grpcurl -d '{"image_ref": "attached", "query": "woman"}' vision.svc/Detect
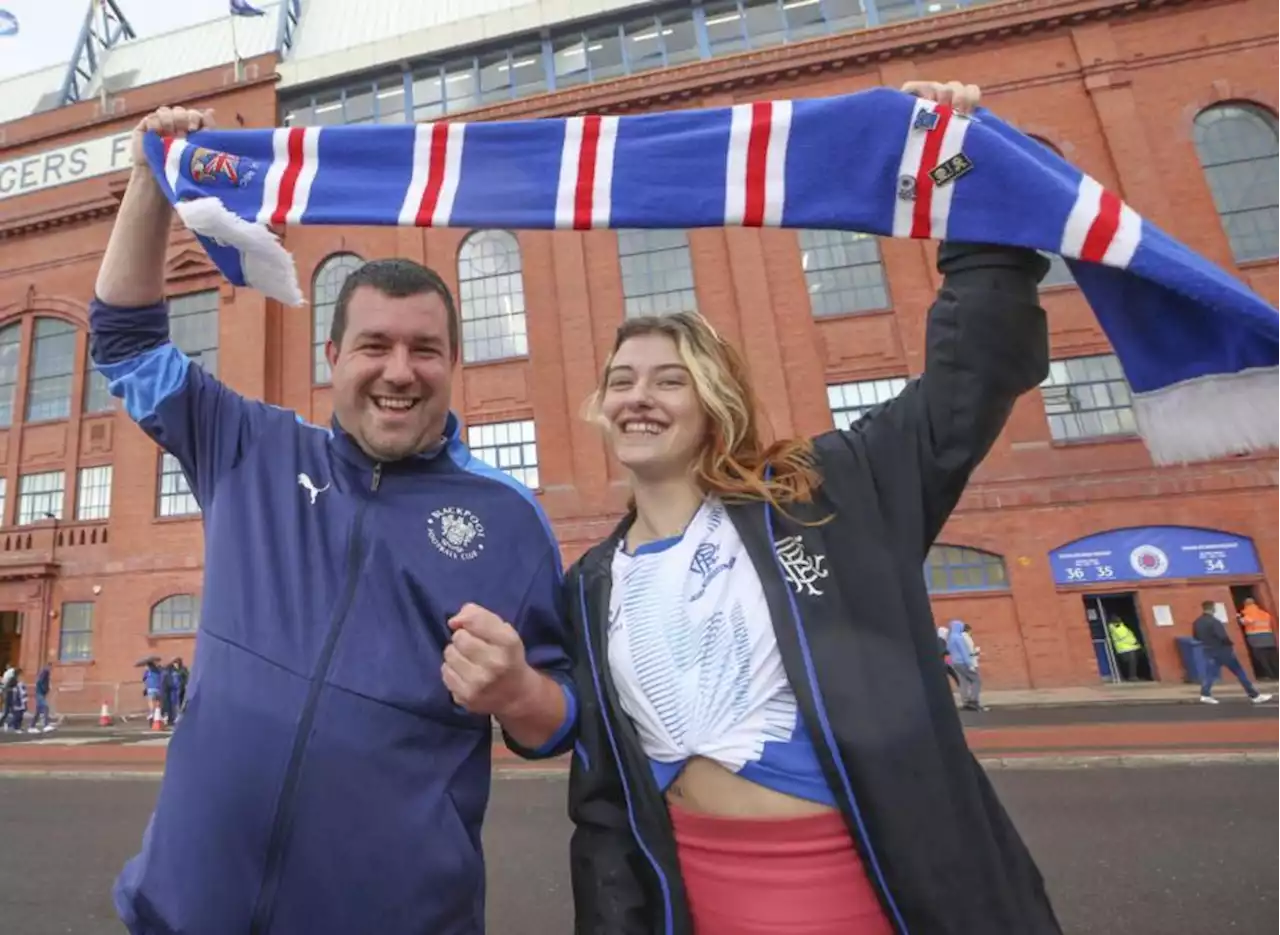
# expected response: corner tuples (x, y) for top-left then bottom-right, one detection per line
(563, 80), (1062, 935)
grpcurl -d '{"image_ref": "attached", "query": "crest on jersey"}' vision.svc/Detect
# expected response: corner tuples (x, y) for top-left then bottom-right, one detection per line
(428, 506), (486, 561)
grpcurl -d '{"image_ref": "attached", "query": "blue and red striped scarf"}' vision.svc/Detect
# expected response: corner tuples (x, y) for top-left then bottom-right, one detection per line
(141, 87), (1278, 466)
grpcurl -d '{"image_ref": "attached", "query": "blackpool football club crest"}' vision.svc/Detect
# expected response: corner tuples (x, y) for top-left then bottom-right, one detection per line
(427, 506), (486, 561)
(1129, 544), (1169, 578)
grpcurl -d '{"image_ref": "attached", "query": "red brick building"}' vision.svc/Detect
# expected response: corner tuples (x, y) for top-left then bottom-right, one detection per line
(0, 0), (1275, 712)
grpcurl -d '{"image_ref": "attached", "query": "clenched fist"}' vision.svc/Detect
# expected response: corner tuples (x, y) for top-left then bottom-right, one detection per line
(130, 105), (217, 166)
(901, 80), (982, 116)
(441, 603), (537, 718)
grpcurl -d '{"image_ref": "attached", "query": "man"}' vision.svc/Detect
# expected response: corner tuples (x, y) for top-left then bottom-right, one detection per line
(0, 662), (13, 730)
(1107, 617), (1142, 681)
(93, 106), (576, 934)
(1237, 597), (1277, 681)
(30, 659), (54, 733)
(1192, 601), (1273, 705)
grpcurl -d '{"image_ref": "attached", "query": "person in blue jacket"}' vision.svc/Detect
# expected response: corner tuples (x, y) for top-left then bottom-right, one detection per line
(93, 105), (577, 935)
(142, 661), (164, 723)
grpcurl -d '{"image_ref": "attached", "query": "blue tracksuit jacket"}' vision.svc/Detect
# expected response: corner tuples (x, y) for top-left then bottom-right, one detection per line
(91, 297), (576, 935)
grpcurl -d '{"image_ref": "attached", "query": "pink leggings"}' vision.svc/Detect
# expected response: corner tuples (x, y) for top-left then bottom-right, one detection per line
(668, 803), (897, 935)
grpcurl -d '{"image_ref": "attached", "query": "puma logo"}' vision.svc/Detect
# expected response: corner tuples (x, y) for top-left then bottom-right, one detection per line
(297, 472), (330, 505)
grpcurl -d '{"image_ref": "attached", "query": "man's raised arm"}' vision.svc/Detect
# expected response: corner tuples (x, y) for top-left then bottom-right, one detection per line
(91, 105), (271, 510)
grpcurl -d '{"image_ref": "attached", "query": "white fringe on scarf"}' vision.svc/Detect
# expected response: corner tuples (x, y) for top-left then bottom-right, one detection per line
(175, 197), (306, 307)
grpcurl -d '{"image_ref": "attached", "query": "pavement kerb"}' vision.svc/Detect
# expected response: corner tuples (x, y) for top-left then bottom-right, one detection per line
(977, 750), (1279, 769)
(3, 749), (1276, 781)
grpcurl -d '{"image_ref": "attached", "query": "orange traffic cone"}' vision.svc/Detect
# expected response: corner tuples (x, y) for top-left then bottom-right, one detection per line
(151, 707), (165, 731)
(99, 701), (113, 727)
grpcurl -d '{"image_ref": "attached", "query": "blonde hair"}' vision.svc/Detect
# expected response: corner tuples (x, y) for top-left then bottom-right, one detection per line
(584, 311), (823, 512)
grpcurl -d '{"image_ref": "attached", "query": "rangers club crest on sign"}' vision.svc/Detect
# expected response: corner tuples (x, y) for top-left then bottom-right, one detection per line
(1129, 544), (1170, 578)
(427, 506), (485, 561)
(189, 147), (256, 188)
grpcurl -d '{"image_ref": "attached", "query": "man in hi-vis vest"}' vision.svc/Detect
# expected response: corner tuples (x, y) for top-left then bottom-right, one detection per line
(1107, 618), (1142, 682)
(1238, 598), (1277, 681)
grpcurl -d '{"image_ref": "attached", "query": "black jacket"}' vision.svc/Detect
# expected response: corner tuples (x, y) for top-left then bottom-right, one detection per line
(1192, 612), (1234, 656)
(563, 242), (1063, 935)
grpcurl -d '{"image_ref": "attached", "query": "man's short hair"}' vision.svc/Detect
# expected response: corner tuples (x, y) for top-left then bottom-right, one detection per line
(330, 258), (458, 360)
(1202, 600), (1216, 612)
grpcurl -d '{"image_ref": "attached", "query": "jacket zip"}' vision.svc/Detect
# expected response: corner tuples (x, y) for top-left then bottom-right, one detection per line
(576, 575), (675, 935)
(248, 462), (381, 934)
(761, 503), (910, 935)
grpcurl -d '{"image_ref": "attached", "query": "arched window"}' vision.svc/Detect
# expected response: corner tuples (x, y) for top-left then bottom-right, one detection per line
(458, 230), (527, 363)
(0, 323), (20, 428)
(312, 253), (363, 384)
(798, 230), (889, 315)
(924, 545), (1008, 593)
(151, 594), (201, 635)
(26, 317), (76, 423)
(1193, 103), (1278, 262)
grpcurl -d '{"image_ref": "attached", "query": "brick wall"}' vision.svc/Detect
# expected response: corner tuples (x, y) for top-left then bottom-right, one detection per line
(0, 0), (1275, 694)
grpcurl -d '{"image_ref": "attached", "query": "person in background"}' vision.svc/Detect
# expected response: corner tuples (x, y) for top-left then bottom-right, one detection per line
(1193, 601), (1273, 705)
(171, 658), (190, 719)
(5, 668), (27, 732)
(142, 661), (164, 724)
(1237, 598), (1277, 681)
(937, 626), (960, 690)
(164, 659), (187, 726)
(949, 620), (984, 712)
(159, 663), (175, 726)
(563, 75), (1060, 935)
(1107, 617), (1142, 681)
(963, 622), (982, 670)
(0, 662), (14, 729)
(30, 660), (55, 733)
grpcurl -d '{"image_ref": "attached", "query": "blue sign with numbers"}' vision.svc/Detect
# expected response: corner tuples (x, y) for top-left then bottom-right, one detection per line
(1049, 526), (1260, 586)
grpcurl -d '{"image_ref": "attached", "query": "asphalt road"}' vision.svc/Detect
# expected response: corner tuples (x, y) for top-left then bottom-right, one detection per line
(0, 766), (1275, 934)
(3, 698), (1274, 748)
(957, 699), (1279, 728)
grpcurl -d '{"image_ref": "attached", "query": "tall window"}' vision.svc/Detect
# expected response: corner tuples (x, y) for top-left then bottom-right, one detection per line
(151, 594), (201, 635)
(312, 253), (363, 383)
(169, 291), (220, 375)
(827, 377), (908, 430)
(1193, 103), (1279, 262)
(17, 471), (64, 525)
(618, 229), (697, 317)
(458, 231), (527, 363)
(76, 465), (113, 521)
(58, 602), (94, 662)
(0, 324), (19, 428)
(467, 419), (540, 488)
(799, 230), (889, 315)
(83, 357), (114, 413)
(0, 478), (7, 526)
(26, 317), (76, 422)
(157, 452), (199, 517)
(1040, 354), (1136, 441)
(924, 545), (1008, 593)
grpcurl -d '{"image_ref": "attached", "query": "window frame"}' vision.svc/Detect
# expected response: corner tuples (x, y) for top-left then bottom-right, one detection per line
(457, 230), (529, 364)
(924, 545), (1009, 594)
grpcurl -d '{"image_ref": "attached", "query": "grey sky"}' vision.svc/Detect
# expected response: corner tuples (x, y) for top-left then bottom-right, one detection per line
(0, 0), (236, 80)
